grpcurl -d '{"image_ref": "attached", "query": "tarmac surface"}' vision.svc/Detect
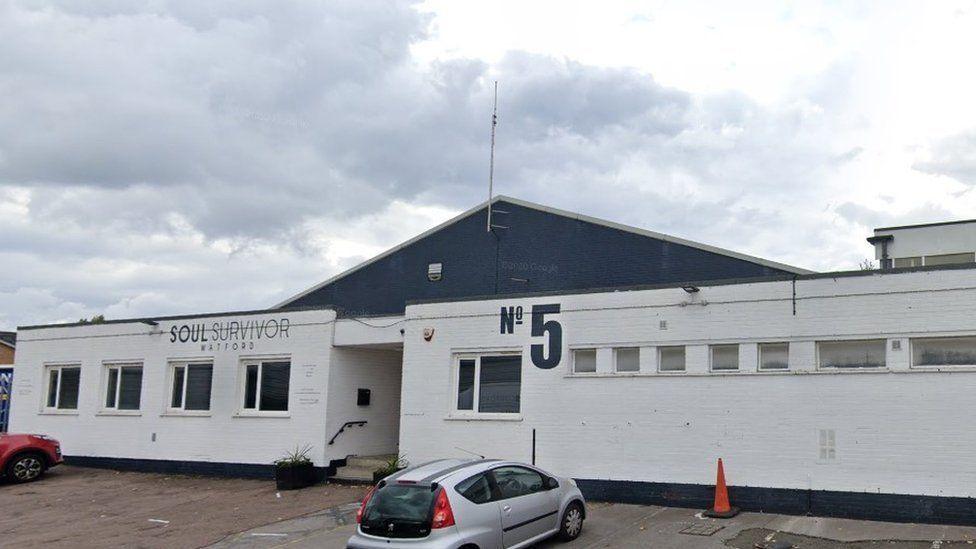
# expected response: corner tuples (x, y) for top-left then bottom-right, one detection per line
(211, 499), (976, 549)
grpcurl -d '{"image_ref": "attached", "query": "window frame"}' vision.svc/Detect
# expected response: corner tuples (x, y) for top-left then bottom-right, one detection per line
(817, 339), (887, 370)
(613, 347), (640, 373)
(451, 351), (522, 418)
(237, 357), (292, 416)
(709, 344), (740, 372)
(42, 363), (81, 412)
(166, 359), (215, 415)
(758, 342), (790, 371)
(657, 345), (686, 373)
(101, 362), (144, 414)
(571, 348), (598, 375)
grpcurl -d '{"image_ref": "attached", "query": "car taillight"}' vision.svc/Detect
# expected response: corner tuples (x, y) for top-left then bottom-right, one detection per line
(355, 486), (376, 524)
(430, 488), (455, 529)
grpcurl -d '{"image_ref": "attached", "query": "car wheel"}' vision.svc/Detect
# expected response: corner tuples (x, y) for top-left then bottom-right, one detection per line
(558, 501), (584, 541)
(6, 453), (46, 483)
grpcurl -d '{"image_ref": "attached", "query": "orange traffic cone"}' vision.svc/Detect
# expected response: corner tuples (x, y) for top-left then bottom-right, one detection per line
(703, 458), (739, 518)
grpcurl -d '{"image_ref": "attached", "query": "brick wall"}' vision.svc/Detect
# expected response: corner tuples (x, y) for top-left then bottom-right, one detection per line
(10, 309), (339, 466)
(400, 267), (976, 499)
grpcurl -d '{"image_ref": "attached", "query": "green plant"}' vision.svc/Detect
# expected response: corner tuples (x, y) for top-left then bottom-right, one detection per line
(374, 454), (408, 477)
(274, 444), (313, 468)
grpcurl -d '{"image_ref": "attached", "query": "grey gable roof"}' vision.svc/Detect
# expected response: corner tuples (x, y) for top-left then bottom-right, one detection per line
(276, 195), (812, 309)
(0, 331), (15, 348)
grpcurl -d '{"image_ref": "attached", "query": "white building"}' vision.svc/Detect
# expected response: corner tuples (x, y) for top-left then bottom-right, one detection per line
(11, 197), (976, 524)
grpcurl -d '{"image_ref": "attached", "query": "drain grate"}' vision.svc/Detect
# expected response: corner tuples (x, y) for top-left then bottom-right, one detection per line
(679, 522), (725, 536)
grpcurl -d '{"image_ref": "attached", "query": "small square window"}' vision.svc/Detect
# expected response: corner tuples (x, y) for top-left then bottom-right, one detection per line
(759, 343), (789, 371)
(710, 345), (739, 371)
(240, 360), (291, 413)
(572, 349), (597, 374)
(614, 348), (640, 372)
(104, 363), (143, 410)
(453, 354), (521, 414)
(658, 346), (685, 372)
(44, 365), (81, 410)
(169, 361), (214, 411)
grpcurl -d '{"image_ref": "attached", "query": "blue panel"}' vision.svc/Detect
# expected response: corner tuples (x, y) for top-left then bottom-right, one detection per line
(285, 201), (791, 316)
(0, 368), (12, 433)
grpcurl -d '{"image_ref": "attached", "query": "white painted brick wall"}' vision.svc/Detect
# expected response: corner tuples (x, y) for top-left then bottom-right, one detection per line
(325, 348), (402, 460)
(399, 268), (976, 498)
(11, 310), (339, 466)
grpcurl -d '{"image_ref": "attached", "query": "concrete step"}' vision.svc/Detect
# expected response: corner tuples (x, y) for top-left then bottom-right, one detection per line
(346, 454), (398, 470)
(331, 466), (377, 485)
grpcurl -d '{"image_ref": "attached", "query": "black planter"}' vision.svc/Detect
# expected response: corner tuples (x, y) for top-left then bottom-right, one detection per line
(276, 463), (316, 490)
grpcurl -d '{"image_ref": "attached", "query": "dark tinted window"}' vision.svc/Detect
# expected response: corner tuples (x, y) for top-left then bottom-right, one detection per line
(456, 359), (475, 410)
(171, 366), (185, 408)
(478, 355), (520, 413)
(58, 367), (80, 410)
(259, 361), (290, 411)
(46, 369), (59, 408)
(456, 473), (493, 504)
(185, 364), (213, 410)
(244, 364), (258, 409)
(491, 466), (544, 499)
(118, 367), (142, 410)
(360, 485), (435, 539)
(106, 368), (119, 407)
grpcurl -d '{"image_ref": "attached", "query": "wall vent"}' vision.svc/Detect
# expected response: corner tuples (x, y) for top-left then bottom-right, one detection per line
(427, 263), (443, 282)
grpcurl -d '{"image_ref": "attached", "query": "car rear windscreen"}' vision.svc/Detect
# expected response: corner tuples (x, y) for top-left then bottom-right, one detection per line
(360, 484), (436, 539)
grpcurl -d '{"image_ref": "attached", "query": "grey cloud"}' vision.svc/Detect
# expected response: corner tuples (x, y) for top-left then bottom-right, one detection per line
(0, 1), (888, 329)
(913, 131), (976, 186)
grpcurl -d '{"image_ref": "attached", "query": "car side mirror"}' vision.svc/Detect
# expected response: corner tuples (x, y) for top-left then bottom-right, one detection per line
(545, 476), (559, 490)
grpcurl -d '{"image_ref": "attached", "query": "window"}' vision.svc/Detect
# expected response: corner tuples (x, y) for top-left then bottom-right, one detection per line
(241, 360), (291, 412)
(572, 349), (597, 374)
(912, 336), (976, 367)
(491, 466), (545, 500)
(104, 363), (143, 410)
(924, 252), (975, 266)
(454, 354), (521, 414)
(759, 343), (790, 371)
(455, 473), (494, 504)
(658, 346), (686, 372)
(45, 365), (80, 410)
(893, 256), (922, 268)
(819, 429), (836, 460)
(169, 362), (214, 411)
(710, 344), (739, 371)
(614, 348), (640, 373)
(818, 340), (886, 369)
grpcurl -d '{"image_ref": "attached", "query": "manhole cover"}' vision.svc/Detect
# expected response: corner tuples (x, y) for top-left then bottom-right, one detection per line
(679, 522), (725, 536)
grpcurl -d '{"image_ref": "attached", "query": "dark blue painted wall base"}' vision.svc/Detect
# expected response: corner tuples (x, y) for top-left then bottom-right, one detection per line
(576, 479), (976, 527)
(64, 455), (328, 482)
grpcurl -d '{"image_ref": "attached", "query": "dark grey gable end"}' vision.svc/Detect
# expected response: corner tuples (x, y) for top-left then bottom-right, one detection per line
(278, 197), (808, 317)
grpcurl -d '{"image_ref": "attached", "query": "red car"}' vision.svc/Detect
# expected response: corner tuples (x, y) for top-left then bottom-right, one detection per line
(0, 433), (63, 483)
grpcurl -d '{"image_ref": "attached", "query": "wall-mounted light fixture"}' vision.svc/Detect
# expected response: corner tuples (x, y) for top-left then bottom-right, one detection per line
(682, 286), (700, 294)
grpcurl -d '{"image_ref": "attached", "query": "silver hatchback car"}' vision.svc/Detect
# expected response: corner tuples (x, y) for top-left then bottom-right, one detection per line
(346, 458), (586, 549)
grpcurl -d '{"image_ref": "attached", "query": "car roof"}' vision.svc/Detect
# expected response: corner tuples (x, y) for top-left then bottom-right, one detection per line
(386, 458), (537, 487)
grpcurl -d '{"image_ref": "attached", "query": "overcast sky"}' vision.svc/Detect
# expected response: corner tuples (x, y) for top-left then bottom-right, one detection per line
(2, 0), (976, 329)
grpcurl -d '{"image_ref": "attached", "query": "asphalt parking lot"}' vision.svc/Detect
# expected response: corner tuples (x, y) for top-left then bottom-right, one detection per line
(6, 466), (976, 548)
(217, 497), (976, 549)
(0, 465), (366, 548)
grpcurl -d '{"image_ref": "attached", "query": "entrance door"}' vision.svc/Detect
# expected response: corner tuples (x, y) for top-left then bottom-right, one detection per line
(491, 466), (560, 547)
(0, 369), (12, 433)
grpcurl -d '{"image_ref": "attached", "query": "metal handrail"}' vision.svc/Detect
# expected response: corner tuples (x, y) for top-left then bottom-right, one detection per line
(328, 420), (367, 445)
